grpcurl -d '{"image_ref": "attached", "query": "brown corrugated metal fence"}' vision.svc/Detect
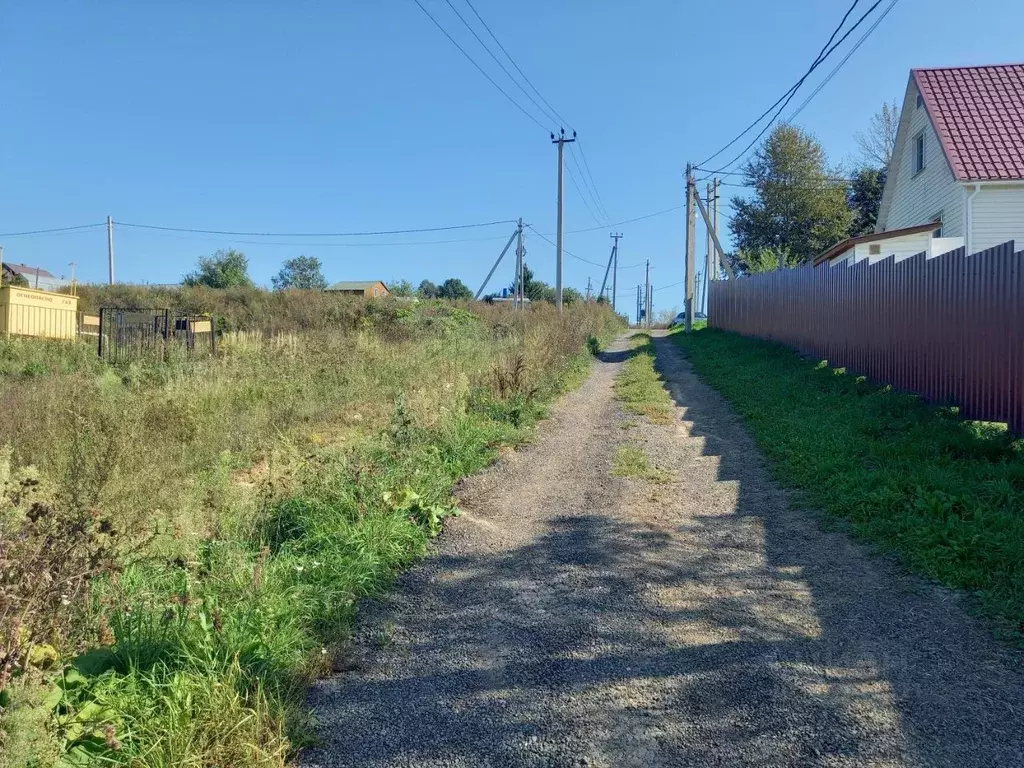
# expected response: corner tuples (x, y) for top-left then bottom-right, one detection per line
(708, 242), (1024, 433)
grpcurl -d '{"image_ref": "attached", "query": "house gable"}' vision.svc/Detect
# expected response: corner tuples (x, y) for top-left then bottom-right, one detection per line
(876, 74), (963, 238)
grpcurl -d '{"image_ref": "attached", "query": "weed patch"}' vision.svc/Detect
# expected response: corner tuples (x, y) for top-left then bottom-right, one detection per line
(673, 328), (1024, 639)
(613, 333), (673, 425)
(612, 446), (673, 484)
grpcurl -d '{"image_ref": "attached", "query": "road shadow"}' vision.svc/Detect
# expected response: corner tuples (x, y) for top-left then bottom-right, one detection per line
(302, 336), (1024, 767)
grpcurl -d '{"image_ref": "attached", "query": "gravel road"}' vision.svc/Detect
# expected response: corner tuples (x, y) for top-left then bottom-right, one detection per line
(301, 332), (1024, 767)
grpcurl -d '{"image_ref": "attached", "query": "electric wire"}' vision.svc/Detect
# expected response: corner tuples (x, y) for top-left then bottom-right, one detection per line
(0, 222), (106, 237)
(695, 0), (864, 169)
(410, 0), (547, 131)
(526, 225), (606, 268)
(116, 218), (516, 237)
(703, 0), (886, 177)
(787, 0), (901, 122)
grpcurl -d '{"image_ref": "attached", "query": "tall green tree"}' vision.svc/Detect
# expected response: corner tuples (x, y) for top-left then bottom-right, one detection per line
(183, 249), (252, 289)
(515, 264), (556, 303)
(271, 255), (327, 291)
(437, 277), (473, 301)
(388, 279), (415, 297)
(417, 279), (438, 298)
(848, 167), (887, 237)
(729, 124), (852, 268)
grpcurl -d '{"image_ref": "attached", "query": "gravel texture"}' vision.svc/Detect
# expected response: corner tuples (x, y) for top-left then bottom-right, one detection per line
(301, 332), (1024, 767)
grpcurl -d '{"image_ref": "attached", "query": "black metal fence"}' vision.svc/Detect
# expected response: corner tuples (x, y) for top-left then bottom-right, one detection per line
(98, 308), (217, 363)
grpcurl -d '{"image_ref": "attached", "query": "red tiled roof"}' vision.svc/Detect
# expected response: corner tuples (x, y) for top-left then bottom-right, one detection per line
(913, 63), (1024, 181)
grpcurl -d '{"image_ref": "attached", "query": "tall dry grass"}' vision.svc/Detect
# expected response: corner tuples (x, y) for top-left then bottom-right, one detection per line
(0, 297), (624, 767)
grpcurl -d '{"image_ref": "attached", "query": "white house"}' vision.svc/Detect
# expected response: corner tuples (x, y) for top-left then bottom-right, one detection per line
(876, 62), (1024, 255)
(814, 223), (964, 267)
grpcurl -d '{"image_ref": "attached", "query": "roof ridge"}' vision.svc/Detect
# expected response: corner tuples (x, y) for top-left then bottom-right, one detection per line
(912, 61), (1024, 73)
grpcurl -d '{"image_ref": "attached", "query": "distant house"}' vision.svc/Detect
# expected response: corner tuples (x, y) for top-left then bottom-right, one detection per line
(324, 280), (390, 298)
(876, 62), (1024, 255)
(2, 262), (66, 292)
(814, 223), (964, 267)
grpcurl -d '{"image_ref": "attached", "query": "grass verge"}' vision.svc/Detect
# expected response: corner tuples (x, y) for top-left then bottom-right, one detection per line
(672, 327), (1024, 639)
(613, 333), (673, 425)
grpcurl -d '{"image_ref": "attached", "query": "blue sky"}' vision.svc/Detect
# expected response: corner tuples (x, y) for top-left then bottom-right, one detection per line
(2, 0), (1022, 312)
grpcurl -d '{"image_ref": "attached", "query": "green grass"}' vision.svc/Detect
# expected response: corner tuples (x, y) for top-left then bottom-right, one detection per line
(0, 299), (626, 767)
(613, 333), (674, 425)
(672, 327), (1024, 639)
(612, 446), (673, 483)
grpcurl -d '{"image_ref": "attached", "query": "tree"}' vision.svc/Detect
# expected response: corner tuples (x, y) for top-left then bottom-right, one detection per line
(729, 124), (852, 266)
(271, 255), (327, 291)
(437, 277), (473, 301)
(184, 249), (252, 289)
(417, 280), (438, 298)
(848, 166), (887, 237)
(562, 287), (584, 305)
(389, 279), (415, 297)
(1, 270), (28, 288)
(855, 100), (900, 169)
(516, 264), (556, 303)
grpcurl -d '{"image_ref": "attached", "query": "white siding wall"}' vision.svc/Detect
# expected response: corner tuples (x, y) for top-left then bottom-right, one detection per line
(853, 232), (932, 263)
(970, 185), (1024, 253)
(883, 82), (964, 238)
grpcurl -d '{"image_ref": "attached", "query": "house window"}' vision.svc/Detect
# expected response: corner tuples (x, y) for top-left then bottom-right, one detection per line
(869, 244), (882, 255)
(913, 132), (926, 174)
(931, 212), (943, 238)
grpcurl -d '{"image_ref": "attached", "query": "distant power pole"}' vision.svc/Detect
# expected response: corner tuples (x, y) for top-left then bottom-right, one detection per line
(636, 284), (641, 326)
(713, 178), (721, 281)
(644, 259), (651, 330)
(551, 128), (576, 311)
(585, 276), (593, 302)
(610, 232), (622, 311)
(69, 261), (77, 296)
(107, 215), (115, 285)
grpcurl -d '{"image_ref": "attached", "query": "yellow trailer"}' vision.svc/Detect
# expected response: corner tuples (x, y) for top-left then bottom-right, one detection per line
(0, 286), (79, 340)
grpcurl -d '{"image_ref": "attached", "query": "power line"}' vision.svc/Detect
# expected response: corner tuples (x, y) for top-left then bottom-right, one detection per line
(703, 0), (885, 177)
(561, 205), (684, 236)
(457, 0), (612, 223)
(461, 0), (571, 128)
(573, 139), (612, 223)
(0, 222), (106, 237)
(788, 0), (900, 122)
(565, 163), (604, 227)
(118, 228), (515, 248)
(117, 218), (516, 237)
(440, 0), (558, 127)
(526, 225), (606, 267)
(565, 147), (607, 226)
(696, 0), (863, 170)
(409, 0), (547, 131)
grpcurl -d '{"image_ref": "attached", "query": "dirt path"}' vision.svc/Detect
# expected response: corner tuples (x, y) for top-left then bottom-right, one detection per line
(302, 333), (1024, 767)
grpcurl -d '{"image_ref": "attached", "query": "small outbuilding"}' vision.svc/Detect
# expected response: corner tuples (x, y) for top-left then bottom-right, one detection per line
(325, 280), (390, 298)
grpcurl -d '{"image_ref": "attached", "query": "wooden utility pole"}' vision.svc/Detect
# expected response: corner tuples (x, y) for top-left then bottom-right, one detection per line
(684, 164), (697, 333)
(585, 277), (593, 302)
(551, 128), (576, 311)
(106, 215), (115, 285)
(69, 261), (77, 296)
(636, 284), (641, 326)
(610, 232), (622, 311)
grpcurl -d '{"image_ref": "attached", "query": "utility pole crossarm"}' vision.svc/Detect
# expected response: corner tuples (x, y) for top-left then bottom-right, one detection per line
(693, 191), (735, 280)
